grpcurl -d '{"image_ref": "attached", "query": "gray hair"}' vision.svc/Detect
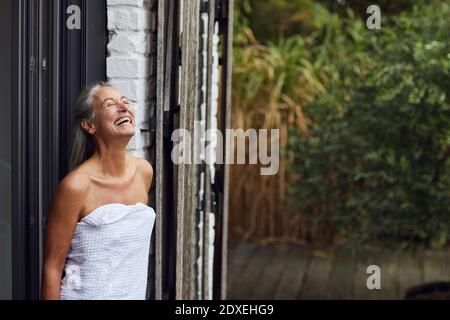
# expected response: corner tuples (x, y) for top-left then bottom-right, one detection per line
(69, 82), (112, 171)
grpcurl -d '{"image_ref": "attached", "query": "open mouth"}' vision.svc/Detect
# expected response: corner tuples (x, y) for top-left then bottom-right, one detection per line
(114, 116), (133, 127)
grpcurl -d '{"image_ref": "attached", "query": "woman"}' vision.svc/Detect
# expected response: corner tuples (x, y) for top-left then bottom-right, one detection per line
(41, 82), (156, 300)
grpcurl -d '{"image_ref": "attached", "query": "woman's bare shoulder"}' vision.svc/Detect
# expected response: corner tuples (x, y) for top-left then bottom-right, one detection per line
(48, 167), (91, 220)
(129, 155), (153, 191)
(128, 155), (153, 174)
(57, 166), (91, 197)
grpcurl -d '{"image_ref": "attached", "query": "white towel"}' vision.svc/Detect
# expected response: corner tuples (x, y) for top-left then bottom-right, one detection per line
(60, 202), (156, 300)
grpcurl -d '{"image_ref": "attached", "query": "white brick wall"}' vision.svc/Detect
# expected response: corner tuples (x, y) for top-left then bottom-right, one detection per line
(106, 0), (154, 158)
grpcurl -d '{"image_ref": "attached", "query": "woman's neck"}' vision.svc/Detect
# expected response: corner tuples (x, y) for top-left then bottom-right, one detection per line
(92, 148), (129, 178)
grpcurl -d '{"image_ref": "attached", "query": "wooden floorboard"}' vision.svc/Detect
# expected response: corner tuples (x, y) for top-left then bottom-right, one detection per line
(251, 244), (292, 300)
(227, 240), (258, 293)
(227, 240), (450, 300)
(353, 246), (385, 300)
(423, 249), (450, 284)
(396, 249), (423, 299)
(229, 244), (275, 300)
(228, 238), (240, 252)
(273, 245), (310, 300)
(325, 246), (357, 299)
(299, 247), (334, 299)
(378, 249), (400, 299)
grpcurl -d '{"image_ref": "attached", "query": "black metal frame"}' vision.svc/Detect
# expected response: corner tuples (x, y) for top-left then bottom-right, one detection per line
(213, 0), (233, 299)
(161, 0), (181, 300)
(11, 0), (28, 300)
(59, 0), (107, 177)
(10, 0), (107, 299)
(10, 0), (42, 300)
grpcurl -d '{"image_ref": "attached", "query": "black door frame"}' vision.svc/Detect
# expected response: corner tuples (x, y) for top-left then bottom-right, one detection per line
(11, 0), (107, 300)
(11, 0), (28, 300)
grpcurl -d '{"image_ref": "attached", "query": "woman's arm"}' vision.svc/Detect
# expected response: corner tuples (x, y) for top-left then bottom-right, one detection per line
(41, 174), (87, 300)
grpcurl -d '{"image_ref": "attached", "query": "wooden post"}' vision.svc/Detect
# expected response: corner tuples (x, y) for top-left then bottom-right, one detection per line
(155, 0), (233, 300)
(155, 0), (167, 300)
(176, 0), (200, 300)
(155, 0), (179, 300)
(202, 0), (216, 300)
(219, 0), (234, 300)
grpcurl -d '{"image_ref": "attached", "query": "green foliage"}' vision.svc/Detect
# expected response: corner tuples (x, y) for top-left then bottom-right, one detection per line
(236, 0), (315, 43)
(237, 0), (414, 45)
(287, 1), (450, 248)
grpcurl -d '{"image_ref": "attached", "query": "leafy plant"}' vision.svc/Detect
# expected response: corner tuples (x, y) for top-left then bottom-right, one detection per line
(287, 1), (450, 248)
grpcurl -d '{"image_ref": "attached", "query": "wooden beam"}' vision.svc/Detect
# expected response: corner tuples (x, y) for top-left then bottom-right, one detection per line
(202, 0), (216, 300)
(176, 0), (200, 300)
(155, 0), (179, 300)
(155, 0), (167, 300)
(219, 0), (234, 300)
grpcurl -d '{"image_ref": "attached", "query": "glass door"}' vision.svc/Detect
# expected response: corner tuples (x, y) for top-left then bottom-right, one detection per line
(0, 0), (13, 300)
(3, 0), (107, 299)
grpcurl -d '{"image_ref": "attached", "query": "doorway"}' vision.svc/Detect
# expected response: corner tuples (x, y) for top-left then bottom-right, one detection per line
(3, 0), (107, 299)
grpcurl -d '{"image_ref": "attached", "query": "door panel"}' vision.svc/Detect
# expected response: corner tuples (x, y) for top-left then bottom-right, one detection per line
(0, 0), (13, 301)
(7, 0), (107, 299)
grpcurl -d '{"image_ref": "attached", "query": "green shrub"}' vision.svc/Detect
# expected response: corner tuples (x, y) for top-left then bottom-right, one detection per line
(287, 1), (450, 248)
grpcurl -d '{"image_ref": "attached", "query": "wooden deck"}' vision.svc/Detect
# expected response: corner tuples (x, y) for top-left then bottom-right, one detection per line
(226, 240), (450, 300)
